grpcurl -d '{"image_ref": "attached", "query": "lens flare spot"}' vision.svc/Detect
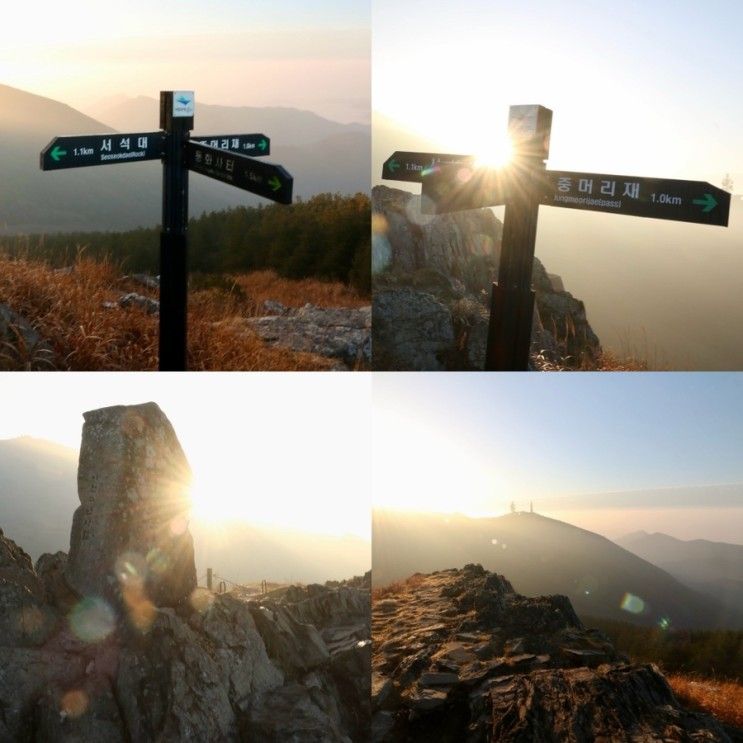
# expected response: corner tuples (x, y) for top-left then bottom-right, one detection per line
(169, 515), (188, 537)
(190, 587), (215, 614)
(68, 597), (115, 643)
(658, 617), (671, 630)
(122, 585), (156, 633)
(147, 548), (169, 575)
(115, 552), (147, 588)
(620, 593), (645, 614)
(371, 213), (388, 235)
(501, 543), (507, 550)
(578, 575), (599, 595)
(60, 689), (89, 719)
(491, 538), (498, 545)
(456, 167), (473, 184)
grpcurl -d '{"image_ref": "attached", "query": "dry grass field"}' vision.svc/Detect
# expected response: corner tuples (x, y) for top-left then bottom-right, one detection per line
(668, 674), (743, 731)
(0, 255), (367, 371)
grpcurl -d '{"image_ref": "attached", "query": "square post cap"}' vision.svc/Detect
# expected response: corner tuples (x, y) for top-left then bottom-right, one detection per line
(508, 104), (552, 160)
(160, 91), (195, 130)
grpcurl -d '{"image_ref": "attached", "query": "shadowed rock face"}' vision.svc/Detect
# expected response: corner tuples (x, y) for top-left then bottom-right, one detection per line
(372, 564), (730, 742)
(372, 185), (601, 369)
(66, 402), (196, 608)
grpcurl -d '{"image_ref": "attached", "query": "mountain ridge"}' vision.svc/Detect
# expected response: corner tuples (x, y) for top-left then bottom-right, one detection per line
(0, 84), (370, 232)
(372, 509), (743, 629)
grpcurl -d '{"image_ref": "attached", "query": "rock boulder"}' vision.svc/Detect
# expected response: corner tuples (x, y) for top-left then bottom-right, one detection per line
(66, 402), (196, 610)
(372, 564), (730, 742)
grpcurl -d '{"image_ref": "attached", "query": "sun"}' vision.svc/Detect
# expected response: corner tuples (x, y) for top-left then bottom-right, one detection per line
(473, 134), (515, 170)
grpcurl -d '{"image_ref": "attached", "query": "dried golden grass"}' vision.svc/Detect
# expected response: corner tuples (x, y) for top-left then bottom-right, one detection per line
(0, 255), (351, 371)
(585, 350), (651, 371)
(668, 674), (743, 730)
(234, 270), (368, 311)
(372, 574), (426, 602)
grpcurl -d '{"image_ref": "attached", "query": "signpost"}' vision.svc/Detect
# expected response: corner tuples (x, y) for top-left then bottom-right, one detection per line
(41, 90), (294, 371)
(539, 171), (729, 226)
(382, 151), (473, 182)
(382, 104), (731, 371)
(187, 141), (292, 204)
(420, 164), (509, 214)
(41, 133), (164, 170)
(189, 133), (270, 156)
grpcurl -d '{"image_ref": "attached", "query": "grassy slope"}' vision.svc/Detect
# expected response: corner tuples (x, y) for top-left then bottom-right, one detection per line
(0, 256), (366, 370)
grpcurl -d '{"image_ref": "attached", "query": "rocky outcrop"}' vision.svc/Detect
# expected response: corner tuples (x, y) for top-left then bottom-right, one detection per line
(242, 301), (371, 368)
(66, 402), (196, 609)
(372, 185), (601, 369)
(372, 564), (730, 742)
(0, 303), (55, 370)
(0, 529), (58, 647)
(0, 404), (370, 741)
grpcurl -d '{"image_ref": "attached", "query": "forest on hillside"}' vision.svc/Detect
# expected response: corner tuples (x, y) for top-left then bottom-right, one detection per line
(586, 615), (743, 680)
(4, 192), (371, 295)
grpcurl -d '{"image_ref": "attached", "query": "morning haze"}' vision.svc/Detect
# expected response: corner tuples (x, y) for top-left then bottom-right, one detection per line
(373, 1), (743, 369)
(373, 373), (743, 545)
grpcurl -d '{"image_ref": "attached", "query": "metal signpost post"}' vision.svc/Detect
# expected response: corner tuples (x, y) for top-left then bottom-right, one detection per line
(41, 90), (293, 371)
(382, 104), (730, 371)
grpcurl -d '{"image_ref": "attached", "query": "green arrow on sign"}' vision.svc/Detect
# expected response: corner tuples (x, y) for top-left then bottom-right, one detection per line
(268, 176), (282, 192)
(51, 145), (67, 162)
(693, 193), (718, 213)
(258, 139), (268, 151)
(387, 158), (400, 173)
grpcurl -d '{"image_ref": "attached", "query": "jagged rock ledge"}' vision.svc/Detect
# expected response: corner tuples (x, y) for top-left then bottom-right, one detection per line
(372, 564), (731, 742)
(0, 403), (370, 741)
(371, 185), (601, 370)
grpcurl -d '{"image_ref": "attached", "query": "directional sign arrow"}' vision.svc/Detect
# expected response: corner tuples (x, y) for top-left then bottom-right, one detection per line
(540, 170), (730, 226)
(382, 151), (474, 183)
(189, 133), (271, 157)
(692, 193), (718, 213)
(421, 163), (510, 215)
(40, 132), (164, 171)
(186, 141), (292, 204)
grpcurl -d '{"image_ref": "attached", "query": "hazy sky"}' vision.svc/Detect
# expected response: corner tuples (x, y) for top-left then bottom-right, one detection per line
(0, 373), (371, 540)
(0, 1), (370, 123)
(374, 0), (743, 183)
(373, 373), (743, 542)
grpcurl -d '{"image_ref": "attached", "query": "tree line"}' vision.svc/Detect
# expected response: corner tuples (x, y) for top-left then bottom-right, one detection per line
(3, 192), (371, 295)
(585, 615), (743, 680)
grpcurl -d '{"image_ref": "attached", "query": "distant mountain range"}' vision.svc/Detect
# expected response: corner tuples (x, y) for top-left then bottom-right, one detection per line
(0, 436), (369, 584)
(372, 509), (743, 630)
(616, 530), (743, 617)
(0, 84), (370, 233)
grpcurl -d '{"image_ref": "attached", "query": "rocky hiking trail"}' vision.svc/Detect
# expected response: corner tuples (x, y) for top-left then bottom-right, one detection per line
(0, 402), (370, 741)
(372, 564), (736, 742)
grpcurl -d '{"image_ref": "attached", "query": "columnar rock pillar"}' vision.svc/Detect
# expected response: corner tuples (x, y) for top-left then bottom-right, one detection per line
(65, 402), (196, 608)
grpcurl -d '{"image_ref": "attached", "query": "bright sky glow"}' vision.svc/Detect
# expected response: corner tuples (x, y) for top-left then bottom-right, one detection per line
(373, 373), (743, 543)
(0, 372), (371, 540)
(0, 1), (370, 122)
(373, 0), (743, 183)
